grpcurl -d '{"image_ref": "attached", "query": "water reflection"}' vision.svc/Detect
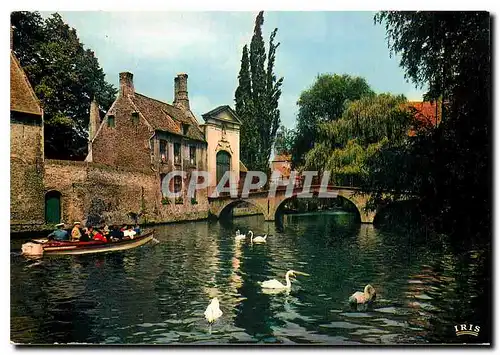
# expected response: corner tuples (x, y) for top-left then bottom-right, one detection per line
(11, 213), (489, 344)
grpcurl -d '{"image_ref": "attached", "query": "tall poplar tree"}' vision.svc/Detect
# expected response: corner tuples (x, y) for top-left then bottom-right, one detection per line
(235, 11), (283, 172)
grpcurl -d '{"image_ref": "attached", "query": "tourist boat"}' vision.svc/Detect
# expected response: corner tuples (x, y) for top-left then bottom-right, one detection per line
(21, 229), (156, 257)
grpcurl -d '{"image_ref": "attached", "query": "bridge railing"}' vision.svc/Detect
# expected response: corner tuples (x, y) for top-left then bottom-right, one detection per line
(206, 173), (364, 199)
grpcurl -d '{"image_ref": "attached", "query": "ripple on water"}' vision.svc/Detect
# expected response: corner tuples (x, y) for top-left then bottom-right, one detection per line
(414, 293), (433, 300)
(339, 312), (373, 318)
(351, 328), (389, 335)
(137, 323), (155, 328)
(320, 321), (369, 329)
(374, 318), (407, 328)
(10, 214), (488, 345)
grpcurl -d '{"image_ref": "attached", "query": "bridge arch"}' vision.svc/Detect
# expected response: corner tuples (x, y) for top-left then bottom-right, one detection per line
(274, 194), (363, 223)
(269, 189), (376, 223)
(210, 198), (267, 220)
(208, 187), (377, 223)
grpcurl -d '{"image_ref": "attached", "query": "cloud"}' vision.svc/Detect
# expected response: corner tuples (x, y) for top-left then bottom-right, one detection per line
(57, 12), (254, 63)
(37, 11), (427, 131)
(189, 95), (214, 121)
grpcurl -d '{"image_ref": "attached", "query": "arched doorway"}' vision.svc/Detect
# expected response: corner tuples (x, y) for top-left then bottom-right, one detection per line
(216, 150), (231, 185)
(45, 190), (61, 224)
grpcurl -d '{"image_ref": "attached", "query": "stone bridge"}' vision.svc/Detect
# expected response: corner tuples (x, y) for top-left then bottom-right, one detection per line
(208, 185), (376, 223)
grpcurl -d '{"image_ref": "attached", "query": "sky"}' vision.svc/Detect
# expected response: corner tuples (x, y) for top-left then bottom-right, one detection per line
(41, 11), (426, 129)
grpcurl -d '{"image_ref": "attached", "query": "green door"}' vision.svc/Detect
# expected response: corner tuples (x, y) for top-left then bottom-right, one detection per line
(216, 151), (231, 185)
(45, 191), (61, 224)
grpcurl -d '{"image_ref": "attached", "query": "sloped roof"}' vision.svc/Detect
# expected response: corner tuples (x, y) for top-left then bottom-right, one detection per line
(202, 105), (242, 124)
(10, 52), (42, 116)
(132, 92), (205, 142)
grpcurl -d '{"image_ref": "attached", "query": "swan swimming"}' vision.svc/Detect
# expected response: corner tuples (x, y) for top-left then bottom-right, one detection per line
(235, 230), (246, 241)
(260, 270), (310, 291)
(248, 230), (267, 243)
(204, 297), (223, 324)
(349, 284), (376, 305)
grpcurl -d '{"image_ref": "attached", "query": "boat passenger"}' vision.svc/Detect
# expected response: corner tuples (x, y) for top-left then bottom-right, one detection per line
(124, 226), (137, 239)
(71, 221), (82, 242)
(93, 227), (107, 243)
(47, 223), (69, 241)
(80, 227), (91, 242)
(134, 224), (141, 236)
(109, 225), (123, 241)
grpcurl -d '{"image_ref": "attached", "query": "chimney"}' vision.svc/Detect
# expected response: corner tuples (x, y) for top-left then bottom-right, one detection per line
(87, 98), (100, 161)
(89, 98), (100, 142)
(174, 73), (189, 110)
(119, 72), (134, 97)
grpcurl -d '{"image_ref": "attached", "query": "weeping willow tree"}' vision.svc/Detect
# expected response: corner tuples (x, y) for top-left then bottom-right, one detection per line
(303, 93), (412, 186)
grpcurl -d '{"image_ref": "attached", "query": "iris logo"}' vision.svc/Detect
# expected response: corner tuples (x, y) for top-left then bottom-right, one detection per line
(454, 323), (480, 337)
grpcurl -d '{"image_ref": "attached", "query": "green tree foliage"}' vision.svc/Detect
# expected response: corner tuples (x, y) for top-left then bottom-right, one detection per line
(274, 125), (295, 155)
(292, 74), (375, 167)
(374, 11), (490, 237)
(304, 94), (411, 186)
(11, 11), (117, 160)
(235, 11), (284, 172)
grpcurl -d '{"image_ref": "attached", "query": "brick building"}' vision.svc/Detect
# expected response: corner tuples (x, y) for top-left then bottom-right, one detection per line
(10, 44), (243, 231)
(86, 71), (208, 204)
(270, 154), (292, 181)
(10, 48), (45, 231)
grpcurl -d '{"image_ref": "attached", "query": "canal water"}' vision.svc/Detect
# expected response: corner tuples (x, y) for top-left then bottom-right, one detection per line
(10, 212), (490, 345)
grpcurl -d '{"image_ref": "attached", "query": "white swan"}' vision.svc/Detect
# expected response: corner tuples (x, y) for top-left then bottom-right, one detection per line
(204, 297), (223, 324)
(349, 284), (376, 305)
(260, 270), (310, 291)
(248, 230), (267, 243)
(235, 230), (246, 241)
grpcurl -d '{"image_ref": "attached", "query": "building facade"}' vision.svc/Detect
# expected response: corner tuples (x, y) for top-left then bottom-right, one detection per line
(10, 44), (244, 231)
(201, 105), (243, 192)
(270, 154), (292, 182)
(10, 49), (45, 231)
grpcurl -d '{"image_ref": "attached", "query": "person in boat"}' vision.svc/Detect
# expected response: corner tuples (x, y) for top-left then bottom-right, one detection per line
(85, 226), (95, 239)
(80, 227), (91, 242)
(123, 225), (137, 239)
(92, 226), (107, 243)
(134, 224), (141, 236)
(98, 225), (110, 242)
(102, 225), (112, 242)
(71, 222), (82, 242)
(47, 223), (69, 241)
(109, 225), (123, 241)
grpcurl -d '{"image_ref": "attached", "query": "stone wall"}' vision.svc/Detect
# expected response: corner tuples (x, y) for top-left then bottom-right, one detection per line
(10, 119), (45, 231)
(44, 159), (209, 227)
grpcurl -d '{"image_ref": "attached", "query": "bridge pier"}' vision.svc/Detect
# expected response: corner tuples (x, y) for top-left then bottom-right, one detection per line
(359, 210), (375, 224)
(264, 213), (275, 222)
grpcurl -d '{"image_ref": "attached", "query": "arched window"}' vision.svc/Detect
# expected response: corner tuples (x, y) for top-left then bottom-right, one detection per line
(216, 150), (231, 185)
(45, 190), (61, 224)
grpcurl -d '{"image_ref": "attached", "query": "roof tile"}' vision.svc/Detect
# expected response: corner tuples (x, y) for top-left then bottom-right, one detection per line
(132, 93), (205, 142)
